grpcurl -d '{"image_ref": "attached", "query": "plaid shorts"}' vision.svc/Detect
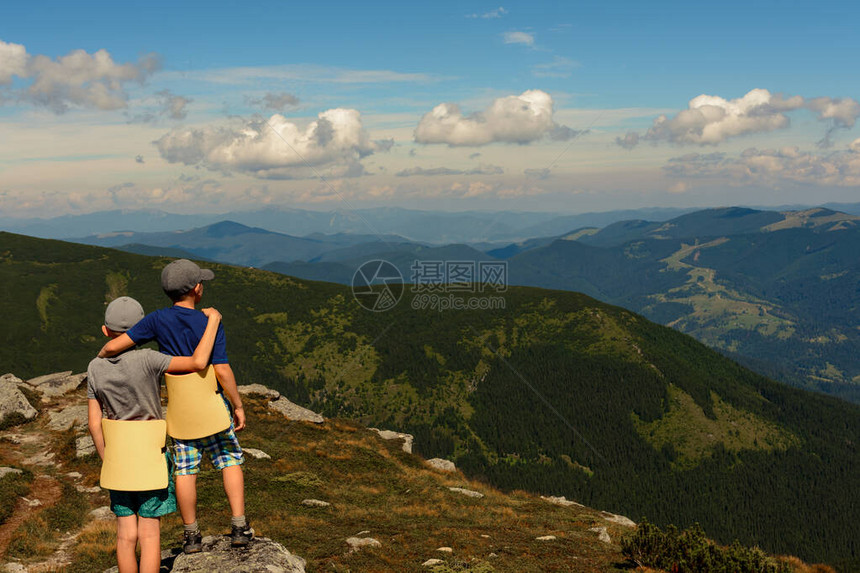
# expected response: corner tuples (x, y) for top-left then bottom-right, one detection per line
(173, 408), (244, 475)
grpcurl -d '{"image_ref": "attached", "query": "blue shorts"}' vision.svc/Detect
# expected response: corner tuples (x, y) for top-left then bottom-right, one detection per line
(110, 452), (177, 518)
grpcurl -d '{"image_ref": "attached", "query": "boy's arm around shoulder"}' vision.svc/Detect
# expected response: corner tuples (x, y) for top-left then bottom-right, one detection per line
(165, 307), (222, 373)
(98, 333), (134, 358)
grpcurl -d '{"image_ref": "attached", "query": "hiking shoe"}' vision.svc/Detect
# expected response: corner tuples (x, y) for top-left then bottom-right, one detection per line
(183, 529), (203, 554)
(230, 521), (254, 547)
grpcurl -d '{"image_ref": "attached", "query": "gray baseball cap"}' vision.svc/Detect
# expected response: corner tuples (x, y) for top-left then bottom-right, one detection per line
(104, 296), (145, 332)
(161, 258), (215, 297)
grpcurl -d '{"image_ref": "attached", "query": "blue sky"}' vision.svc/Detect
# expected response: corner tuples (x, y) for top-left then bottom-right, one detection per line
(2, 0), (859, 217)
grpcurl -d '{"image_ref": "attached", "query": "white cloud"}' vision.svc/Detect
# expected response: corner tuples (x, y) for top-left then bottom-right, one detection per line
(155, 110), (391, 179)
(0, 40), (28, 85)
(466, 6), (507, 18)
(0, 39), (160, 113)
(178, 64), (441, 86)
(157, 89), (191, 120)
(664, 143), (860, 187)
(503, 31), (534, 46)
(620, 89), (860, 149)
(395, 164), (503, 177)
(414, 90), (579, 146)
(246, 91), (300, 111)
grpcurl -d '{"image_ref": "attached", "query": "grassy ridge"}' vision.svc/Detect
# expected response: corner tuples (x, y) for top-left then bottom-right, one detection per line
(2, 232), (859, 568)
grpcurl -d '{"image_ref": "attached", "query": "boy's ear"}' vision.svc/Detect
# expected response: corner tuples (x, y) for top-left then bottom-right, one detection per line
(193, 283), (204, 297)
(101, 325), (110, 338)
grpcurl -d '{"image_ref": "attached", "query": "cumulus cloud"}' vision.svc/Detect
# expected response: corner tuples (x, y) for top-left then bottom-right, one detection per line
(395, 164), (503, 177)
(619, 89), (860, 149)
(467, 6), (507, 18)
(0, 39), (160, 113)
(135, 154), (145, 164)
(155, 109), (389, 179)
(0, 40), (28, 85)
(414, 90), (579, 146)
(245, 91), (300, 111)
(503, 31), (534, 46)
(157, 89), (191, 120)
(664, 143), (860, 187)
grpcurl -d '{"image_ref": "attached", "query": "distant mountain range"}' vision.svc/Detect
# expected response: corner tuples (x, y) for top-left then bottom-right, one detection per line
(0, 205), (701, 244)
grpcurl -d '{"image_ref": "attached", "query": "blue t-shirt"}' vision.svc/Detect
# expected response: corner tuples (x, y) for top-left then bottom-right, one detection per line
(126, 306), (228, 364)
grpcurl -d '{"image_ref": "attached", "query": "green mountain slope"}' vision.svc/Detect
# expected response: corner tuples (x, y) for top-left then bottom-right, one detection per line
(1, 231), (859, 568)
(502, 208), (860, 402)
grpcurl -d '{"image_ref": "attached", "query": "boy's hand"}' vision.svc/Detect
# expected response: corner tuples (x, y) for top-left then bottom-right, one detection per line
(233, 406), (246, 431)
(201, 307), (222, 321)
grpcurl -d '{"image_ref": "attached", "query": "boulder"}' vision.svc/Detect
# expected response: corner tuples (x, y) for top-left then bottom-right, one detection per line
(589, 526), (611, 544)
(89, 506), (114, 520)
(301, 499), (330, 508)
(76, 435), (96, 458)
(0, 380), (38, 425)
(26, 372), (86, 398)
(0, 373), (25, 387)
(48, 405), (89, 431)
(540, 495), (583, 508)
(436, 547), (453, 553)
(369, 428), (413, 453)
(169, 536), (305, 573)
(601, 511), (636, 527)
(237, 384), (280, 400)
(268, 398), (324, 424)
(536, 535), (557, 541)
(422, 559), (444, 567)
(345, 536), (381, 553)
(0, 467), (23, 480)
(448, 487), (483, 499)
(426, 458), (456, 472)
(244, 448), (271, 460)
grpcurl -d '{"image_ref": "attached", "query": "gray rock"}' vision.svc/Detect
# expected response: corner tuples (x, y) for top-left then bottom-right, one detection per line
(268, 398), (324, 424)
(66, 471), (83, 479)
(0, 467), (23, 479)
(301, 499), (330, 508)
(436, 547), (453, 553)
(76, 435), (96, 458)
(237, 384), (280, 400)
(89, 506), (114, 520)
(601, 511), (636, 527)
(4, 563), (28, 572)
(426, 458), (456, 472)
(540, 495), (584, 508)
(26, 372), (86, 397)
(244, 448), (272, 460)
(589, 526), (611, 544)
(345, 536), (381, 553)
(103, 549), (178, 573)
(0, 380), (38, 425)
(48, 405), (89, 431)
(0, 373), (25, 386)
(170, 536), (305, 573)
(536, 535), (557, 541)
(77, 485), (102, 493)
(369, 428), (413, 453)
(422, 559), (444, 567)
(22, 451), (55, 466)
(448, 487), (483, 499)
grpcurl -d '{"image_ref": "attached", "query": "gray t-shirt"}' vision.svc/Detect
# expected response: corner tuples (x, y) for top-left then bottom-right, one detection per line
(87, 348), (172, 421)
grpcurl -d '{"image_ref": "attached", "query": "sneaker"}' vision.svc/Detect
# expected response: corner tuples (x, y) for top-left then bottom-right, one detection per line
(230, 521), (254, 547)
(183, 529), (203, 554)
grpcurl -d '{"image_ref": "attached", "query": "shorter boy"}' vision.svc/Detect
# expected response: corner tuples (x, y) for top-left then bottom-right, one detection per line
(87, 296), (221, 573)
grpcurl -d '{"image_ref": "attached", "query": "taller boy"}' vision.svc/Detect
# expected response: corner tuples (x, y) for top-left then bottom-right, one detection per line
(100, 259), (252, 553)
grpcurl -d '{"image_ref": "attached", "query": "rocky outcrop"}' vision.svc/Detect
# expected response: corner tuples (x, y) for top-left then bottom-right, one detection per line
(268, 397), (324, 424)
(426, 458), (456, 472)
(369, 428), (413, 453)
(0, 466), (23, 479)
(159, 536), (305, 573)
(25, 371), (86, 398)
(345, 536), (381, 553)
(601, 511), (636, 527)
(0, 377), (38, 425)
(448, 487), (483, 498)
(76, 434), (96, 458)
(237, 384), (281, 400)
(541, 495), (584, 508)
(589, 526), (611, 544)
(48, 404), (89, 431)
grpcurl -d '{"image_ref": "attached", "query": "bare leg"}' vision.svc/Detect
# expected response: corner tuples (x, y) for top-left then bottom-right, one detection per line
(137, 516), (161, 573)
(115, 515), (139, 573)
(222, 465), (245, 517)
(175, 474), (198, 525)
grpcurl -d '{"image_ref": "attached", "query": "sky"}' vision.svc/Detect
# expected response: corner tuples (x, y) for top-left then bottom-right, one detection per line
(1, 0), (859, 218)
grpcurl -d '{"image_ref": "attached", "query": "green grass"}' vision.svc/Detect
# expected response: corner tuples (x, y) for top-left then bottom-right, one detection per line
(0, 468), (32, 525)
